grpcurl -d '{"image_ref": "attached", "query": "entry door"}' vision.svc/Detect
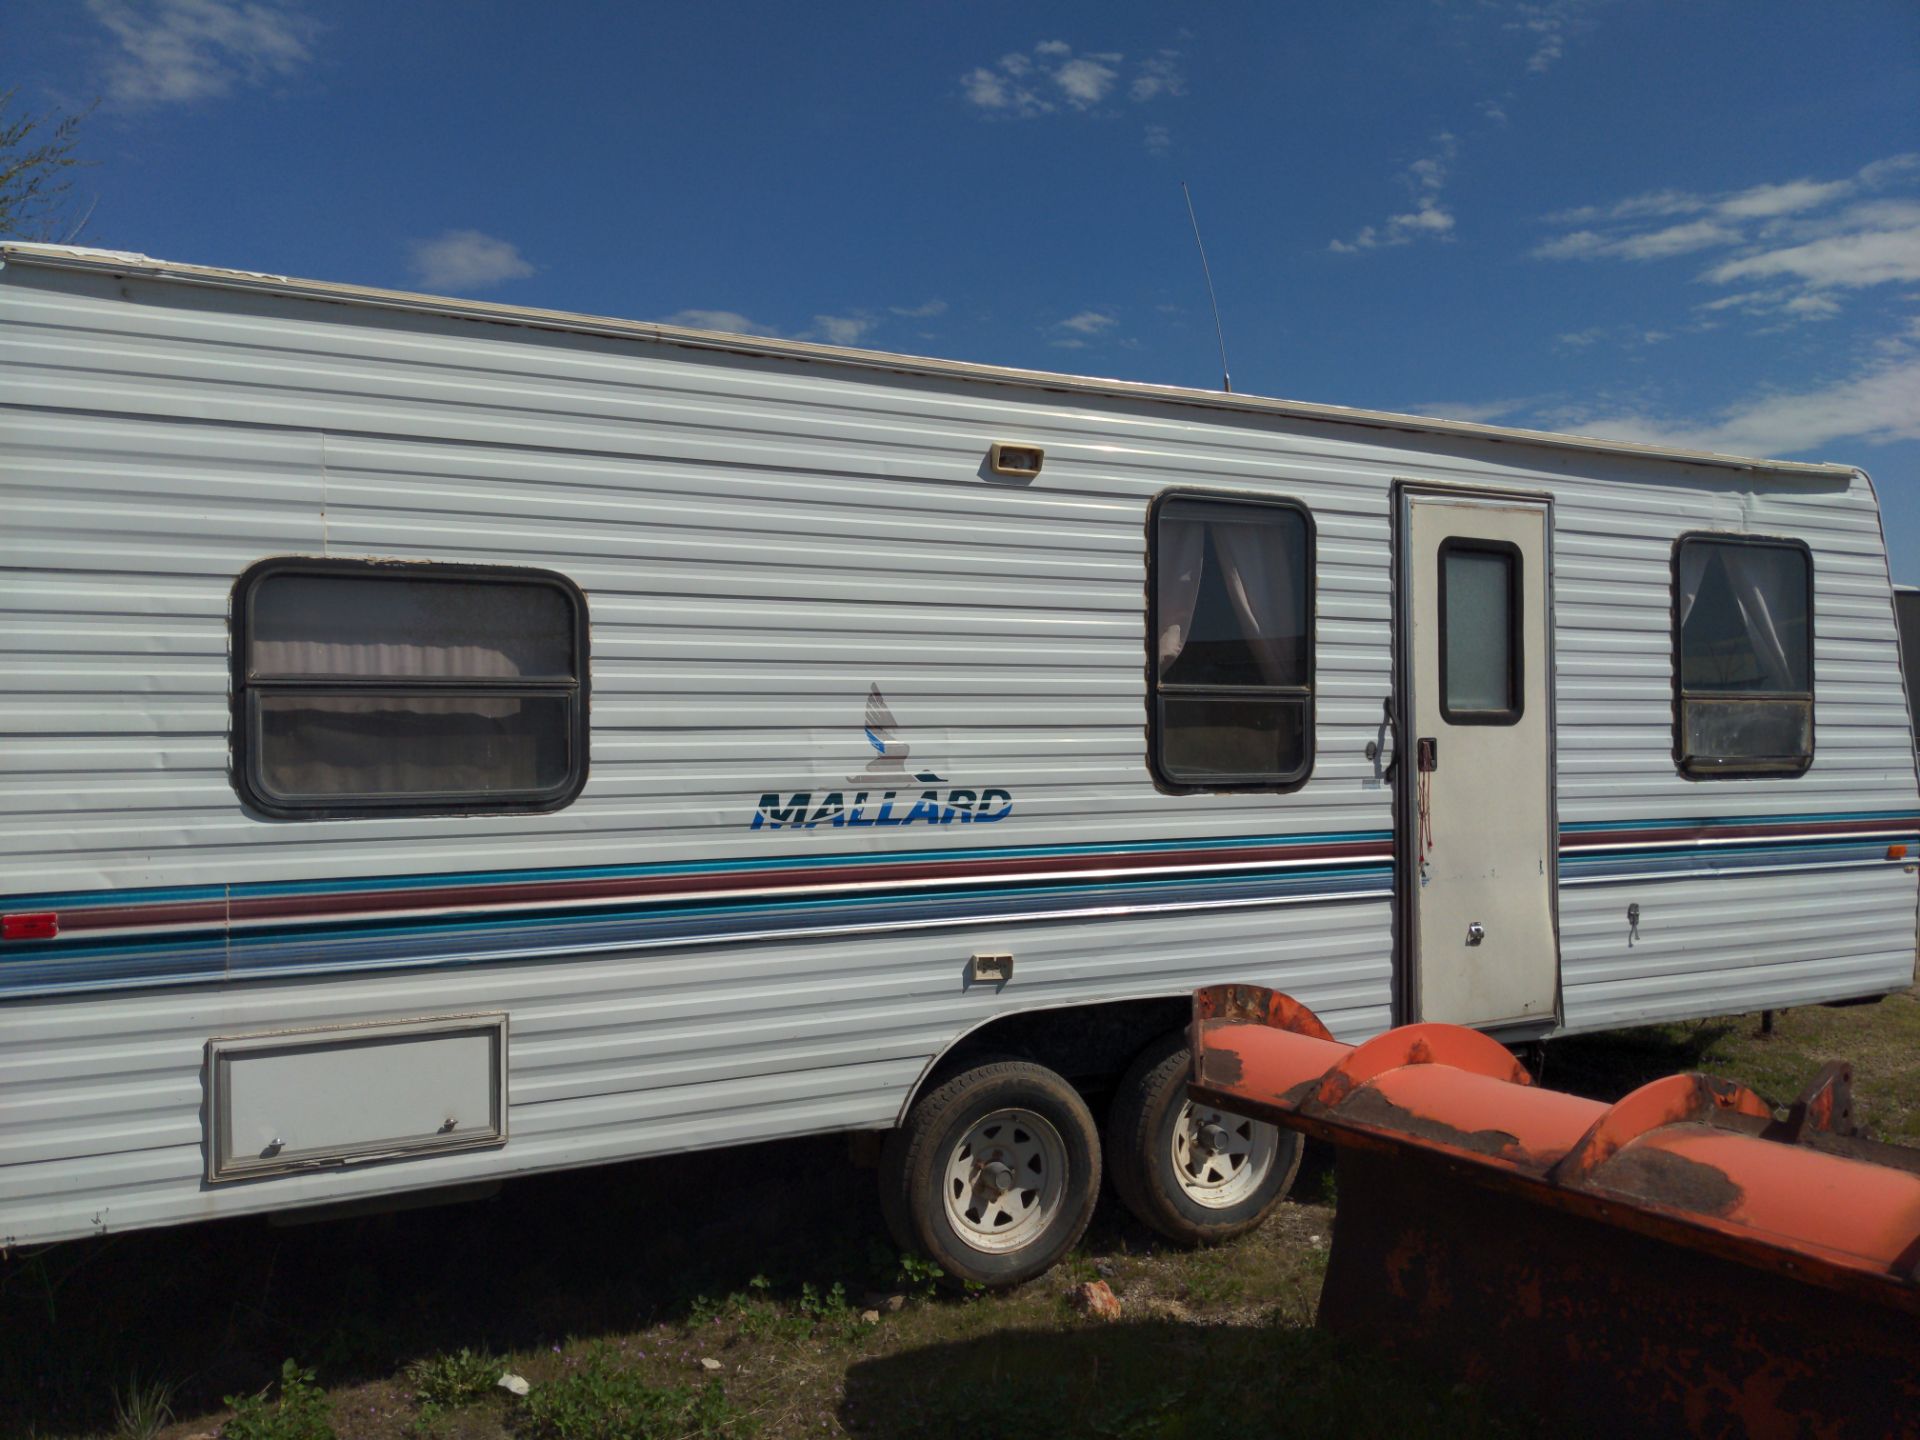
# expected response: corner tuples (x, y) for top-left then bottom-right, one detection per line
(1401, 491), (1558, 1030)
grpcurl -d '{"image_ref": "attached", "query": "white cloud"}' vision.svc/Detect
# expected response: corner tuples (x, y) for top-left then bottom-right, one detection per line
(1057, 310), (1117, 335)
(962, 41), (1184, 119)
(1534, 154), (1920, 329)
(1143, 123), (1171, 157)
(1412, 397), (1537, 424)
(659, 309), (782, 337)
(1553, 324), (1674, 352)
(1054, 55), (1119, 107)
(1330, 133), (1458, 252)
(1570, 355), (1920, 457)
(656, 301), (934, 344)
(811, 313), (875, 346)
(407, 231), (535, 293)
(88, 0), (318, 104)
(1717, 177), (1854, 220)
(1533, 218), (1740, 261)
(1545, 190), (1704, 226)
(1702, 216), (1920, 290)
(1507, 0), (1602, 77)
(960, 67), (1017, 111)
(1130, 52), (1187, 103)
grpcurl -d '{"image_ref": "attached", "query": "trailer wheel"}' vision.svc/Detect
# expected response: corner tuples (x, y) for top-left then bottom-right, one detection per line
(879, 1060), (1100, 1288)
(1107, 1030), (1300, 1246)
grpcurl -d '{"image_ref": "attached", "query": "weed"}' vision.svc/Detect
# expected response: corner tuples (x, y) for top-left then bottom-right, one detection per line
(893, 1250), (944, 1299)
(222, 1359), (336, 1440)
(795, 1279), (847, 1321)
(517, 1348), (734, 1440)
(109, 1372), (175, 1440)
(405, 1347), (501, 1414)
(1060, 1245), (1101, 1284)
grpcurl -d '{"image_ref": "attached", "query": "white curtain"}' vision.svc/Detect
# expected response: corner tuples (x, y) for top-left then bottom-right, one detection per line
(251, 640), (522, 678)
(1156, 517), (1206, 674)
(1212, 522), (1301, 685)
(1678, 545), (1800, 690)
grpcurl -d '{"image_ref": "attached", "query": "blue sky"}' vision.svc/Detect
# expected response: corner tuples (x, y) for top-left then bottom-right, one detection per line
(10, 1), (1920, 578)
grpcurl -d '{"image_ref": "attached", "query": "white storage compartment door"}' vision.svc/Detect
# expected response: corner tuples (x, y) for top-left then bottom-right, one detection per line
(206, 1014), (508, 1182)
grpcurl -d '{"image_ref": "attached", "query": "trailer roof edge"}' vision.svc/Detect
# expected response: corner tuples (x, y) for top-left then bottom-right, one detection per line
(0, 242), (1856, 482)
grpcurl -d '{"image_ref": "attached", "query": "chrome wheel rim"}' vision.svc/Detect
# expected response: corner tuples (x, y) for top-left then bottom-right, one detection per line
(942, 1107), (1069, 1254)
(1171, 1100), (1280, 1209)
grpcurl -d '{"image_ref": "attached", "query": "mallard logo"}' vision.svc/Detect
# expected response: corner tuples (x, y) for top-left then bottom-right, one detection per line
(751, 685), (1013, 830)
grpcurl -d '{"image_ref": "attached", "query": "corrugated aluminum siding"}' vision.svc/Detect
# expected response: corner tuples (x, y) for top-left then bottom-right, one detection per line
(0, 260), (1912, 1244)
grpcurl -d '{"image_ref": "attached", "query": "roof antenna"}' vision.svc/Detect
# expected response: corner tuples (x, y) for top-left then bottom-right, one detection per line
(1181, 180), (1232, 393)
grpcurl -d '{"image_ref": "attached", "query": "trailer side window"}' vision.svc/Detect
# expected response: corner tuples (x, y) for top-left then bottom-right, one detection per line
(233, 560), (589, 816)
(1674, 535), (1813, 777)
(1150, 493), (1314, 790)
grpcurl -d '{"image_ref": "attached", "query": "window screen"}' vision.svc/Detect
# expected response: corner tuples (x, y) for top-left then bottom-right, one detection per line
(234, 560), (588, 815)
(1673, 535), (1813, 776)
(1150, 493), (1314, 789)
(1439, 539), (1523, 725)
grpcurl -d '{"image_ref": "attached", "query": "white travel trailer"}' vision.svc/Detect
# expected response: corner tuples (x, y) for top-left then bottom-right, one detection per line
(1897, 585), (1920, 751)
(2, 243), (1915, 1284)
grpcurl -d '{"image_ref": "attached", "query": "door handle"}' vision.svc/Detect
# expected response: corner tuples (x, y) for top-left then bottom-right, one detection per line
(1367, 696), (1400, 780)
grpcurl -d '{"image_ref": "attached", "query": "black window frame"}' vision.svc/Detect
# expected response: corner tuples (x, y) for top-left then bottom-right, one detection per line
(1670, 532), (1815, 780)
(231, 557), (591, 819)
(1437, 536), (1525, 727)
(1145, 488), (1317, 794)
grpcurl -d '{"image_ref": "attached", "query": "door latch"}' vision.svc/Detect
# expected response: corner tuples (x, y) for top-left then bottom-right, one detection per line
(1466, 921), (1485, 946)
(1417, 737), (1438, 773)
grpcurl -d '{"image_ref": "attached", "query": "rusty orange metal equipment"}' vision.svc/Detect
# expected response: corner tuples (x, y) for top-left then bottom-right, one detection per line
(1190, 985), (1920, 1439)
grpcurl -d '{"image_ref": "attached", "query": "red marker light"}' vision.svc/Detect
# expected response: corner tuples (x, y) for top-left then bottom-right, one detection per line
(1, 913), (58, 941)
(1889, 844), (1909, 861)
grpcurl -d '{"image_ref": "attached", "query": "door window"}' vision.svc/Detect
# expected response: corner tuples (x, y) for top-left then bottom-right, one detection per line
(1439, 539), (1523, 725)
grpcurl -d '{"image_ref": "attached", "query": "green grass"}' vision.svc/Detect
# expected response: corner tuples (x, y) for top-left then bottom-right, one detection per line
(517, 1349), (736, 1440)
(108, 1373), (176, 1440)
(1547, 988), (1920, 1140)
(405, 1348), (504, 1416)
(1, 991), (1911, 1440)
(222, 1360), (336, 1440)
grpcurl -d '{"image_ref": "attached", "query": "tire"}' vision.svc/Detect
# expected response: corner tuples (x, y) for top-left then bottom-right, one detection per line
(1106, 1030), (1300, 1246)
(879, 1059), (1101, 1288)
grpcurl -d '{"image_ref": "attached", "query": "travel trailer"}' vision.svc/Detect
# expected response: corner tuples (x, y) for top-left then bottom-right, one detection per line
(1897, 585), (1919, 750)
(2, 243), (1914, 1284)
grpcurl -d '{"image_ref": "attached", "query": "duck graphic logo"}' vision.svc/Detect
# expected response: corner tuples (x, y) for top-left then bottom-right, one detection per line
(750, 685), (1014, 830)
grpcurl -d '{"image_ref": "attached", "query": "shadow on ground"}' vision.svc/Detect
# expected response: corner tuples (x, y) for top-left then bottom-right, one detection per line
(837, 1320), (1535, 1440)
(0, 1135), (888, 1436)
(1542, 1020), (1740, 1102)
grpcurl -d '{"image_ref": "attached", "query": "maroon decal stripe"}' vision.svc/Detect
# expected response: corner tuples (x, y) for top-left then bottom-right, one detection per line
(1561, 815), (1918, 851)
(49, 839), (1395, 936)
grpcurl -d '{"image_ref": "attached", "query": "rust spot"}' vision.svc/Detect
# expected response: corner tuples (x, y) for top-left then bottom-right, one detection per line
(1314, 1070), (1357, 1109)
(1586, 1140), (1745, 1218)
(1196, 1047), (1244, 1088)
(1280, 1077), (1320, 1108)
(1335, 1085), (1523, 1159)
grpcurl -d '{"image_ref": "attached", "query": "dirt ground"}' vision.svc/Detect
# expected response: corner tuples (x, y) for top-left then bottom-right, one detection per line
(4, 989), (1914, 1440)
